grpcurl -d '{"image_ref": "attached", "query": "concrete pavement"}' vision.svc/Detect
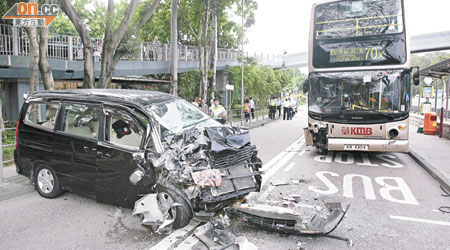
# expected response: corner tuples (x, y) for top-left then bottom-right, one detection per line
(409, 123), (450, 192)
(2, 107), (450, 250)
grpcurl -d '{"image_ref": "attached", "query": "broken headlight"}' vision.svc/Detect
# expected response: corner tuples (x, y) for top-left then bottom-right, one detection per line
(129, 167), (145, 185)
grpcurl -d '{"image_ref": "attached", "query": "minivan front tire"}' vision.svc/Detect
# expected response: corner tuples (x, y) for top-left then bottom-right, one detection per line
(35, 165), (64, 199)
(156, 183), (193, 229)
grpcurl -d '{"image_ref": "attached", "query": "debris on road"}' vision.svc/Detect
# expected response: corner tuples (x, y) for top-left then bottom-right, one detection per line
(225, 202), (349, 235)
(194, 221), (236, 250)
(296, 240), (306, 250)
(271, 179), (290, 186)
(235, 236), (258, 250)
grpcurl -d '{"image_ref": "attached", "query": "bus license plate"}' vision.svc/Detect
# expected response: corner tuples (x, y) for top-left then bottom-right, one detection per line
(344, 145), (368, 150)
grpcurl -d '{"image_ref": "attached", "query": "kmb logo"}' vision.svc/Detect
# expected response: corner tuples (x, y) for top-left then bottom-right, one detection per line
(2, 2), (59, 27)
(342, 127), (373, 136)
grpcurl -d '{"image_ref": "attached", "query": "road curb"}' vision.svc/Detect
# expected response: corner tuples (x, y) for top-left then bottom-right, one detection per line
(408, 149), (450, 192)
(231, 118), (274, 130)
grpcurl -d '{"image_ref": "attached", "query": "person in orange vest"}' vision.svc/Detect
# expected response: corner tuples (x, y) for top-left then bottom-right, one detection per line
(243, 99), (250, 122)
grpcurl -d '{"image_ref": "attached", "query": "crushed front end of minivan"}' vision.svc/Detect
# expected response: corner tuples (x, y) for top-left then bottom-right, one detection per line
(132, 126), (262, 233)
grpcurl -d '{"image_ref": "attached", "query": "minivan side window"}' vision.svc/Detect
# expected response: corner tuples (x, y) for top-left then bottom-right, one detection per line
(106, 111), (143, 149)
(62, 103), (102, 139)
(25, 103), (60, 129)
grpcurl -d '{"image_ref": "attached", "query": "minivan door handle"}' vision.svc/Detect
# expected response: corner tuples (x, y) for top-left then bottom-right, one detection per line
(97, 151), (111, 159)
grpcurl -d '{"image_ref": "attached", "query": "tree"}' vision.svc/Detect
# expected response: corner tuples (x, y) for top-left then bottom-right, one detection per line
(170, 0), (178, 95)
(39, 0), (55, 90)
(60, 0), (162, 89)
(59, 0), (96, 88)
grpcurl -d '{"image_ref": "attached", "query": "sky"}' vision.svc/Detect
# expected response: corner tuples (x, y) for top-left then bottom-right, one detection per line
(245, 0), (450, 55)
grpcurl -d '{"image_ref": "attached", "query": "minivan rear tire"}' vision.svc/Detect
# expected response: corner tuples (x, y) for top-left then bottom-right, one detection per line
(34, 165), (64, 199)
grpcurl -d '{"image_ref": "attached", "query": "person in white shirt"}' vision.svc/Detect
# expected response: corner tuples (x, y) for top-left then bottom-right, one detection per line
(283, 98), (292, 120)
(249, 97), (255, 119)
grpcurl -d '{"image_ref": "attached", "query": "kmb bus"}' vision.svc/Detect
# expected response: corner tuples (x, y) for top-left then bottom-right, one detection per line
(303, 0), (418, 154)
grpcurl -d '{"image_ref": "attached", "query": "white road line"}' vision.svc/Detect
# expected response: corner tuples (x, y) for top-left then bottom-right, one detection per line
(172, 235), (200, 250)
(261, 138), (304, 187)
(260, 136), (304, 172)
(149, 221), (201, 250)
(248, 137), (305, 202)
(284, 162), (295, 173)
(298, 150), (306, 157)
(257, 185), (275, 203)
(390, 215), (450, 226)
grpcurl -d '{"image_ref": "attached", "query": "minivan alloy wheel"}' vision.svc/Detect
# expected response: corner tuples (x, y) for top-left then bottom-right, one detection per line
(37, 168), (55, 194)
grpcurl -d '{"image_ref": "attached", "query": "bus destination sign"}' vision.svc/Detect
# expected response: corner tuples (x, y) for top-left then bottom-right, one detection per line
(330, 47), (386, 63)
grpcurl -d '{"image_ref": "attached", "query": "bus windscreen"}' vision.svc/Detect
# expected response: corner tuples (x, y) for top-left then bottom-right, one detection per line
(312, 0), (406, 68)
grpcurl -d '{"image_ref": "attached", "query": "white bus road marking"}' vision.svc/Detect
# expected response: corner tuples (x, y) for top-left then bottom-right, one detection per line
(149, 221), (201, 250)
(309, 171), (419, 205)
(247, 136), (305, 202)
(284, 162), (295, 172)
(390, 215), (450, 226)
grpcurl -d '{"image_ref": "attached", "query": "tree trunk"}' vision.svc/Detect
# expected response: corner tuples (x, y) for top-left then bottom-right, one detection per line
(96, 0), (159, 89)
(199, 45), (205, 98)
(199, 0), (210, 101)
(210, 0), (218, 91)
(170, 0), (178, 96)
(0, 100), (4, 130)
(38, 26), (54, 90)
(59, 0), (95, 88)
(25, 27), (40, 120)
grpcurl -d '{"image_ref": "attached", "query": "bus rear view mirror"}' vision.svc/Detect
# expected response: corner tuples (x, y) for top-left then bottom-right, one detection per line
(303, 80), (309, 93)
(413, 72), (420, 86)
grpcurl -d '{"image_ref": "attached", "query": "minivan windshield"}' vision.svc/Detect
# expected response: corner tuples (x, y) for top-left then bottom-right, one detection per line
(145, 99), (221, 136)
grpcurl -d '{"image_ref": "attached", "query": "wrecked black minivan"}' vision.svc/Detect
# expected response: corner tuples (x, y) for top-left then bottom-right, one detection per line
(14, 89), (262, 231)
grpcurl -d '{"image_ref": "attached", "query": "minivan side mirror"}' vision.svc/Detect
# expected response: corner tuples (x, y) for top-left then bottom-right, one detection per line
(303, 80), (309, 93)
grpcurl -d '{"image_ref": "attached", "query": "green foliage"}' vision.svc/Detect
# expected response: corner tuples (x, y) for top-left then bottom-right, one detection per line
(178, 71), (201, 100)
(2, 128), (15, 166)
(411, 52), (450, 94)
(227, 61), (306, 107)
(50, 13), (78, 36)
(50, 0), (129, 38)
(0, 1), (10, 16)
(136, 0), (171, 43)
(136, 0), (249, 48)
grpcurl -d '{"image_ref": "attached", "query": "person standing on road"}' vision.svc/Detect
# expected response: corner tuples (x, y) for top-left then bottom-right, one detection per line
(209, 92), (215, 108)
(153, 36), (161, 61)
(283, 98), (292, 120)
(269, 97), (277, 119)
(243, 99), (250, 122)
(249, 97), (255, 120)
(210, 98), (227, 124)
(277, 97), (282, 119)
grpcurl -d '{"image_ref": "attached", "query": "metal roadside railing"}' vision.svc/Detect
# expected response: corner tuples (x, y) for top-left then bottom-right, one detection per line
(0, 23), (282, 64)
(221, 106), (271, 127)
(0, 127), (16, 184)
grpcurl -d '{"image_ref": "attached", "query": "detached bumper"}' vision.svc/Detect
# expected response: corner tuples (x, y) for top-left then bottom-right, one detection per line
(226, 202), (349, 235)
